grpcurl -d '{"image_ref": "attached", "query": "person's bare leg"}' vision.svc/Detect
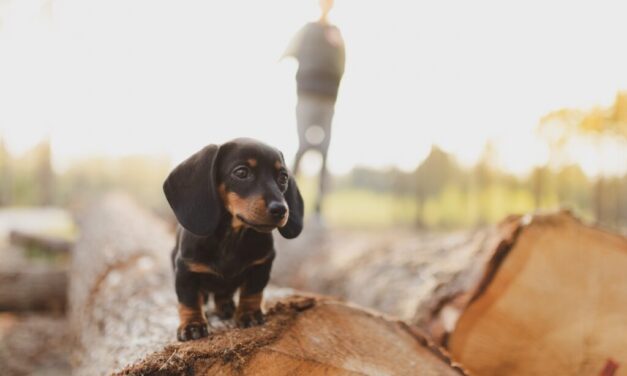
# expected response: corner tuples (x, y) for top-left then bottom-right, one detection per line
(315, 149), (329, 215)
(292, 146), (306, 176)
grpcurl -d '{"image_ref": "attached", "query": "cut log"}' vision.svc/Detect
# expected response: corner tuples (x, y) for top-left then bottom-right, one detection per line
(116, 296), (466, 376)
(70, 194), (467, 375)
(274, 212), (627, 375)
(9, 230), (73, 254)
(445, 212), (627, 376)
(69, 193), (174, 375)
(272, 224), (503, 332)
(0, 266), (67, 312)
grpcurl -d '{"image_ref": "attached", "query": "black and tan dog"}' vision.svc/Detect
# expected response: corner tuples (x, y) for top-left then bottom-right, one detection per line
(163, 138), (304, 341)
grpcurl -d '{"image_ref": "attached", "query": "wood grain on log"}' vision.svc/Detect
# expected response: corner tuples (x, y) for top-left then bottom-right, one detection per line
(446, 212), (627, 376)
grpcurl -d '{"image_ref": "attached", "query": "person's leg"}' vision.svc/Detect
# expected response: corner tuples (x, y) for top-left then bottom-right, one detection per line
(314, 98), (336, 215)
(315, 150), (328, 215)
(293, 95), (311, 175)
(292, 145), (307, 176)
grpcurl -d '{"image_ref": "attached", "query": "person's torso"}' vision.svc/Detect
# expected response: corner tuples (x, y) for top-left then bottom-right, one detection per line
(296, 22), (345, 77)
(296, 22), (345, 99)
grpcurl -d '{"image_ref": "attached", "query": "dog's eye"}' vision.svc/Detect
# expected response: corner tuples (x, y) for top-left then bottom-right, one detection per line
(278, 172), (289, 186)
(232, 166), (251, 180)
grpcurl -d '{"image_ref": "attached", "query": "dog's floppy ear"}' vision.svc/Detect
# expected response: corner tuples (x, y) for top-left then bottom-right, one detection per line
(163, 144), (222, 236)
(279, 175), (304, 239)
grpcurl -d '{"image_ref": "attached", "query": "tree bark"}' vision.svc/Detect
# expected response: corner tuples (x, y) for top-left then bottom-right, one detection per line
(0, 266), (67, 312)
(69, 193), (174, 375)
(272, 222), (505, 330)
(69, 194), (467, 375)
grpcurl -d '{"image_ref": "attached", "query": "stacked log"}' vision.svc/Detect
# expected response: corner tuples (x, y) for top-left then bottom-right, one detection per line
(69, 194), (174, 374)
(276, 212), (627, 376)
(272, 223), (505, 328)
(69, 194), (467, 375)
(443, 213), (627, 375)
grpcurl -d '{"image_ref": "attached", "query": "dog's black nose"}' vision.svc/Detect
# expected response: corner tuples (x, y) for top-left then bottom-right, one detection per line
(268, 202), (287, 219)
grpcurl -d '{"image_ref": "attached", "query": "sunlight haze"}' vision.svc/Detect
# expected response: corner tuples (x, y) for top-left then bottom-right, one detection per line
(1, 0), (626, 175)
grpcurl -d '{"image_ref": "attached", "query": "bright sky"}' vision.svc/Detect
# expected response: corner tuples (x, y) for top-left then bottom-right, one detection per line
(1, 0), (626, 175)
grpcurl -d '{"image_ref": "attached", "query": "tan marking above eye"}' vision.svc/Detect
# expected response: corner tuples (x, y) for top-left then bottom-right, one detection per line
(247, 158), (258, 167)
(274, 160), (283, 170)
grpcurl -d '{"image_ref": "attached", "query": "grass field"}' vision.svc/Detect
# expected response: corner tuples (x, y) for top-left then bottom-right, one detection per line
(297, 175), (594, 229)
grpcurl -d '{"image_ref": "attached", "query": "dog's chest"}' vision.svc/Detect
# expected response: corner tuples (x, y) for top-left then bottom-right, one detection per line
(206, 232), (272, 278)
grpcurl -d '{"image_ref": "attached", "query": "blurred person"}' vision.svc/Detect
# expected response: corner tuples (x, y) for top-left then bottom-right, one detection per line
(282, 0), (345, 216)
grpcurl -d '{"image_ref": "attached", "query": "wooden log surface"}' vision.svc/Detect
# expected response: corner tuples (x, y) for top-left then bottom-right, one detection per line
(274, 212), (627, 375)
(116, 296), (466, 376)
(272, 222), (504, 331)
(69, 194), (467, 375)
(69, 193), (174, 375)
(0, 266), (67, 312)
(446, 212), (627, 376)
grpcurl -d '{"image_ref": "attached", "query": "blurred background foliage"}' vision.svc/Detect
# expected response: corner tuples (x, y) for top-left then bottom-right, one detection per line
(1, 92), (625, 231)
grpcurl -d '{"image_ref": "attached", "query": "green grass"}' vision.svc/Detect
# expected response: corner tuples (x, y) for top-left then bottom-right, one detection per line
(295, 177), (582, 229)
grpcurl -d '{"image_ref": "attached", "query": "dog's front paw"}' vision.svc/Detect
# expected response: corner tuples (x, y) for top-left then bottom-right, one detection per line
(235, 309), (265, 328)
(177, 321), (209, 341)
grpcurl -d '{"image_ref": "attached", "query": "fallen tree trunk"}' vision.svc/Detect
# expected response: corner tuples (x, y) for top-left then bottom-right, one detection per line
(273, 223), (504, 329)
(0, 266), (67, 312)
(69, 194), (175, 374)
(70, 194), (467, 375)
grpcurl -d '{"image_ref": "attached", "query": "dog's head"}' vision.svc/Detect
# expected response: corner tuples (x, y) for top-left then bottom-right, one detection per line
(163, 138), (304, 239)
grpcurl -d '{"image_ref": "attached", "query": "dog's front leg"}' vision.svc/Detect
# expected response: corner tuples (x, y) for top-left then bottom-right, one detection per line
(175, 272), (209, 341)
(235, 259), (273, 328)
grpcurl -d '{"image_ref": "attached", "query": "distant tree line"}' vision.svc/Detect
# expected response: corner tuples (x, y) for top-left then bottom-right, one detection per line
(0, 93), (624, 230)
(334, 92), (627, 230)
(0, 138), (171, 215)
(334, 145), (626, 230)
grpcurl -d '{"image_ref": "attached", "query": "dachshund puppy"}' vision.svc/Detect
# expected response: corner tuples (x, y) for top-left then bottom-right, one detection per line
(163, 138), (304, 341)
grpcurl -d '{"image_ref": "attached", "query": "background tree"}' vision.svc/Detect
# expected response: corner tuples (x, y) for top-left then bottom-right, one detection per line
(413, 146), (461, 227)
(0, 137), (11, 206)
(538, 91), (627, 229)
